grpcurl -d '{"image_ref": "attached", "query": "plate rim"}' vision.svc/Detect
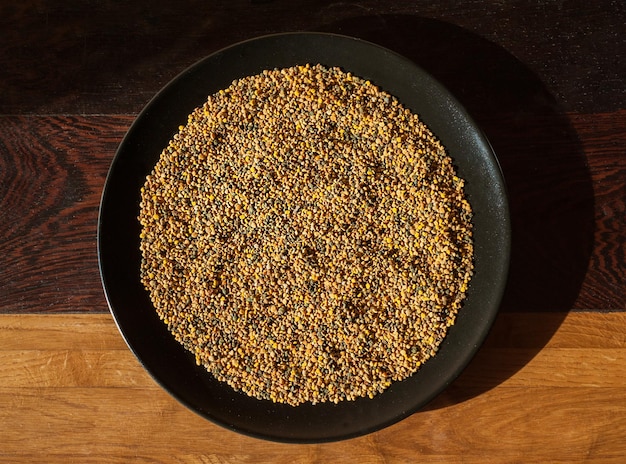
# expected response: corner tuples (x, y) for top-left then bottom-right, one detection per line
(98, 31), (511, 443)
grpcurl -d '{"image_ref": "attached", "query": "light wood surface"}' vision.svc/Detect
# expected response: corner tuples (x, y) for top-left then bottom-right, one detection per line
(2, 312), (625, 463)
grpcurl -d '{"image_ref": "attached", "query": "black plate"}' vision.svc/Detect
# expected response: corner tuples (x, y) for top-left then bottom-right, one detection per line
(98, 32), (510, 443)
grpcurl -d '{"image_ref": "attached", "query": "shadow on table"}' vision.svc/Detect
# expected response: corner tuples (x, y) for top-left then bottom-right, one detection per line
(319, 14), (594, 407)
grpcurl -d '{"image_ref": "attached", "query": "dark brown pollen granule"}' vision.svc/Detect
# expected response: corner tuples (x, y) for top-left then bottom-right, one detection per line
(138, 64), (474, 406)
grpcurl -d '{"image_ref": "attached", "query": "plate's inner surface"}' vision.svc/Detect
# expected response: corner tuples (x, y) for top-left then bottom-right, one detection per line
(98, 32), (510, 443)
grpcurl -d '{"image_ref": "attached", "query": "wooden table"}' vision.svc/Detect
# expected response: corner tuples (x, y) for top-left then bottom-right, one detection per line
(1, 1), (624, 462)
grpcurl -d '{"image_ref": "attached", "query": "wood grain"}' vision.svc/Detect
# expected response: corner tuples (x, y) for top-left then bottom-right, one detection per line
(0, 312), (625, 462)
(1, 110), (622, 313)
(0, 1), (623, 114)
(0, 3), (623, 314)
(571, 111), (626, 309)
(0, 115), (132, 313)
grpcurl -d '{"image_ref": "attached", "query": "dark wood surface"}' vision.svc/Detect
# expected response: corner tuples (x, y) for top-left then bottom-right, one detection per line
(1, 1), (623, 314)
(1, 1), (625, 461)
